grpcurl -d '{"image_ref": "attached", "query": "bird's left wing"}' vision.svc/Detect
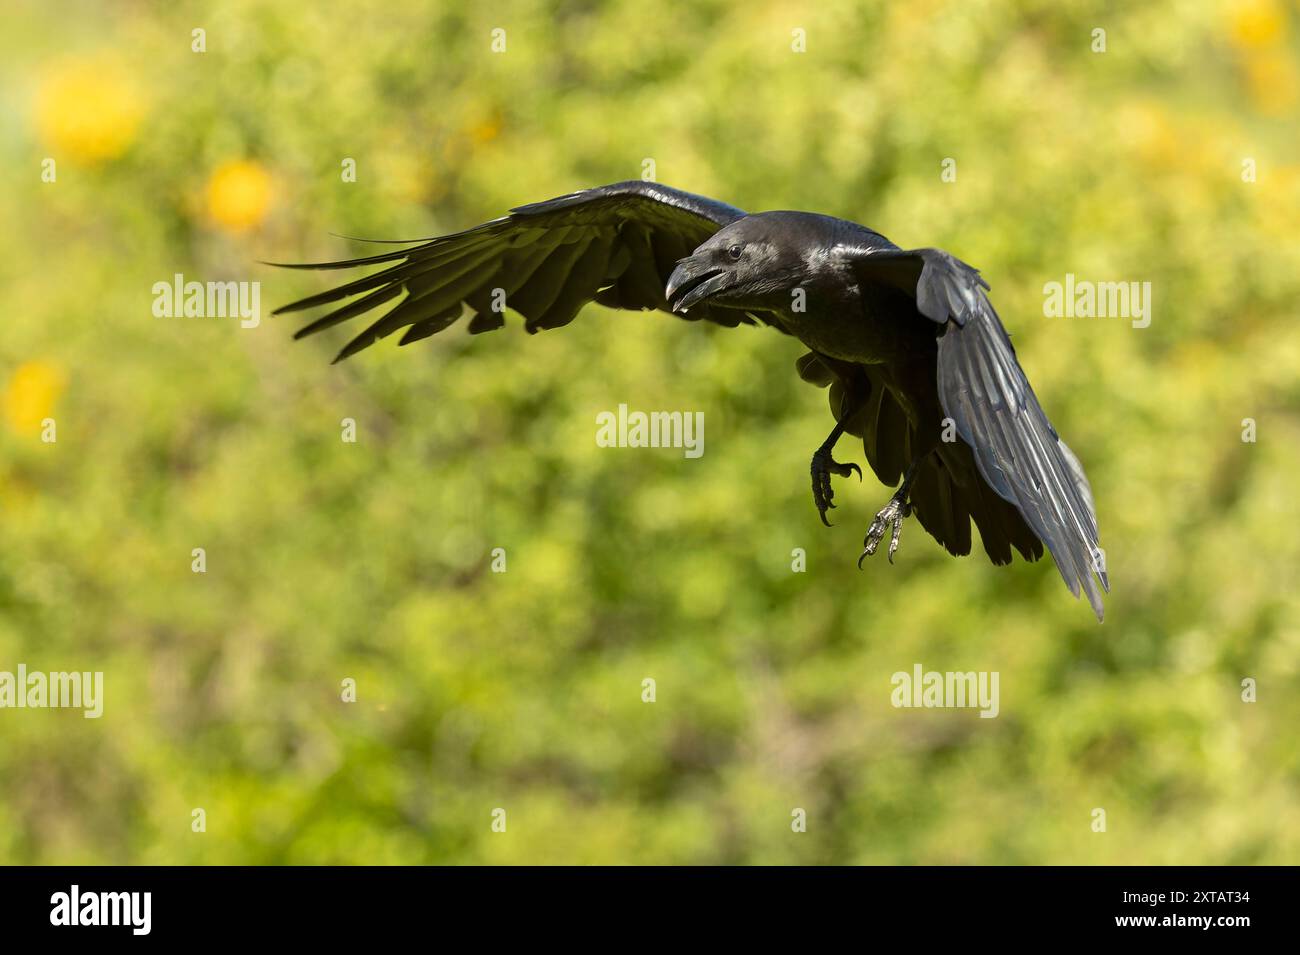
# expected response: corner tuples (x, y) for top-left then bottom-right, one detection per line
(268, 181), (747, 362)
(849, 247), (1109, 620)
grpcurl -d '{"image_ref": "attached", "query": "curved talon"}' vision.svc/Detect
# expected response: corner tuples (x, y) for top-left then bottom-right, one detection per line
(857, 496), (911, 567)
(811, 449), (862, 527)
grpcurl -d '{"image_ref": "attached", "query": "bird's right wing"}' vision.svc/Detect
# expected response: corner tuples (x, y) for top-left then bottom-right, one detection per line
(268, 181), (748, 362)
(849, 247), (1109, 620)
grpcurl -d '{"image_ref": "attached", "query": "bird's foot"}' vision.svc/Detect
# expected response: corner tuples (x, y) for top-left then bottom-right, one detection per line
(811, 448), (862, 526)
(858, 492), (912, 567)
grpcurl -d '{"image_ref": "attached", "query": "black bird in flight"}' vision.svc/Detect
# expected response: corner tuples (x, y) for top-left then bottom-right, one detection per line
(272, 181), (1108, 620)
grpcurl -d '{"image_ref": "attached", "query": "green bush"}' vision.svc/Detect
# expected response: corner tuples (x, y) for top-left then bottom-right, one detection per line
(0, 0), (1296, 864)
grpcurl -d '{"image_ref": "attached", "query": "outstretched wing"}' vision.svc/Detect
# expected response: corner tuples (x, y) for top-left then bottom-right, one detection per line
(850, 248), (1109, 620)
(269, 181), (748, 362)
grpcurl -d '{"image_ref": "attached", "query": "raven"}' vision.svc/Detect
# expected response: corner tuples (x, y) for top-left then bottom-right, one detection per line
(271, 181), (1108, 620)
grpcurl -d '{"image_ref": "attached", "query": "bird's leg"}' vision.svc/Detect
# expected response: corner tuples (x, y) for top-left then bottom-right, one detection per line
(810, 398), (863, 527)
(858, 457), (924, 567)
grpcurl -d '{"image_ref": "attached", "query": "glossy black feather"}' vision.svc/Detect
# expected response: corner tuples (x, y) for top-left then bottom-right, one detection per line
(271, 182), (1107, 620)
(271, 181), (749, 358)
(851, 247), (1107, 619)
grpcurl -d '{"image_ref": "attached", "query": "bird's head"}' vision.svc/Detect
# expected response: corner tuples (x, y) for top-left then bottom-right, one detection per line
(665, 214), (810, 313)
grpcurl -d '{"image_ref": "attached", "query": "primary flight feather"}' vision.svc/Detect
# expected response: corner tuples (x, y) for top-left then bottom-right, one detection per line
(271, 181), (1109, 620)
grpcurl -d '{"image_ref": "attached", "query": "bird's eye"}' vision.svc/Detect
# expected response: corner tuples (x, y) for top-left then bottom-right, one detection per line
(727, 244), (743, 261)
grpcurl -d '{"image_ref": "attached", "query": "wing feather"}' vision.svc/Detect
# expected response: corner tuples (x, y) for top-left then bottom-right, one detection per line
(271, 181), (747, 357)
(852, 247), (1108, 620)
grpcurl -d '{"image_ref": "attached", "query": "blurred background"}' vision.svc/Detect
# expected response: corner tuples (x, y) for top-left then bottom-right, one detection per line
(1, 0), (1297, 864)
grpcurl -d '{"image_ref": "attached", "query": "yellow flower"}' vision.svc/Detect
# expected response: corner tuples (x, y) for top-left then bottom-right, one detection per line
(1118, 102), (1179, 169)
(35, 57), (145, 164)
(3, 361), (66, 436)
(1245, 50), (1300, 115)
(1227, 0), (1288, 50)
(206, 160), (274, 233)
(469, 117), (502, 145)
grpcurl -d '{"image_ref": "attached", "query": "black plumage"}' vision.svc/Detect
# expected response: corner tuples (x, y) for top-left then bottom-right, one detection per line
(270, 181), (1109, 620)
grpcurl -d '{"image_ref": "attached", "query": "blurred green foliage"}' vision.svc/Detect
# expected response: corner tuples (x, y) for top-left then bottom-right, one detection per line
(1, 0), (1298, 864)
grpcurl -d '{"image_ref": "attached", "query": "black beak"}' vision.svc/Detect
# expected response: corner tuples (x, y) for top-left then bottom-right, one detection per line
(665, 257), (730, 313)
